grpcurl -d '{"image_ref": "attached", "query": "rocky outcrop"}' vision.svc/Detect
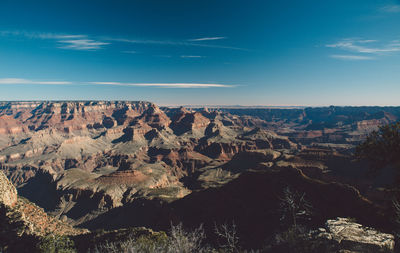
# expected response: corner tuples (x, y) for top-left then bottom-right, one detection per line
(133, 103), (171, 130)
(0, 171), (17, 207)
(0, 171), (86, 238)
(169, 110), (210, 135)
(312, 217), (394, 252)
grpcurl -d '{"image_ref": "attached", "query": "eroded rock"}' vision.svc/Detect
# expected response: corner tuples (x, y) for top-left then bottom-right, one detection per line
(313, 217), (394, 252)
(0, 171), (17, 207)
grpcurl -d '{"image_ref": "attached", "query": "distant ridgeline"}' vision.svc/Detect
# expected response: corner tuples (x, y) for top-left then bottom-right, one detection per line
(214, 106), (400, 126)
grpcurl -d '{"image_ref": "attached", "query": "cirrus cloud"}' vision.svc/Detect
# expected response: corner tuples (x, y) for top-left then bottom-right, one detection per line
(105, 37), (249, 51)
(0, 30), (248, 52)
(0, 78), (236, 88)
(326, 38), (400, 60)
(326, 39), (400, 54)
(330, 55), (374, 60)
(0, 78), (72, 85)
(89, 82), (235, 88)
(58, 39), (109, 50)
(180, 55), (204, 58)
(0, 31), (109, 51)
(188, 37), (226, 41)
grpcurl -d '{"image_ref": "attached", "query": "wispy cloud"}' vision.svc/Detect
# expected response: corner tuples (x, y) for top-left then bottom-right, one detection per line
(0, 30), (85, 40)
(55, 35), (87, 39)
(381, 4), (400, 13)
(154, 55), (172, 58)
(105, 37), (249, 51)
(58, 39), (109, 50)
(0, 30), (109, 51)
(1, 30), (247, 52)
(327, 39), (400, 54)
(180, 55), (204, 58)
(356, 39), (378, 44)
(122, 50), (137, 54)
(90, 82), (234, 88)
(188, 37), (226, 41)
(0, 78), (72, 85)
(330, 55), (374, 60)
(0, 78), (235, 88)
(326, 39), (400, 59)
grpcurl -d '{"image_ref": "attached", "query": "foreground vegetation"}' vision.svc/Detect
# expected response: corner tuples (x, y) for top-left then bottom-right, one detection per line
(356, 121), (400, 173)
(1, 187), (326, 253)
(63, 224), (322, 253)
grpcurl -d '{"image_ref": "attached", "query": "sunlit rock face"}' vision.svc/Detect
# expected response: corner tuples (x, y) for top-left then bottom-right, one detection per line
(312, 217), (395, 252)
(0, 171), (17, 208)
(0, 171), (87, 238)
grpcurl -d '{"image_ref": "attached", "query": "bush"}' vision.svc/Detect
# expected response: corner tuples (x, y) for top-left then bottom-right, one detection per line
(93, 223), (208, 253)
(279, 186), (313, 229)
(263, 225), (338, 253)
(214, 221), (240, 253)
(37, 234), (76, 253)
(167, 223), (208, 253)
(356, 121), (400, 170)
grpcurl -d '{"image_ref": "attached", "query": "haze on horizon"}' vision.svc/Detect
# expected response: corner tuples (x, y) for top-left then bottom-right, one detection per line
(0, 0), (399, 106)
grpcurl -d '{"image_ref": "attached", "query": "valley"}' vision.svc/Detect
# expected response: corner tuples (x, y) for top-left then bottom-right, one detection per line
(1, 101), (399, 252)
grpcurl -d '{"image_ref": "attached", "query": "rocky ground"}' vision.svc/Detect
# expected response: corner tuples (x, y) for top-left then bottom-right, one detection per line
(0, 101), (399, 251)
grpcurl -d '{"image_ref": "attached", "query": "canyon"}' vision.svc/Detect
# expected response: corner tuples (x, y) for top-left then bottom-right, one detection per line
(1, 101), (399, 251)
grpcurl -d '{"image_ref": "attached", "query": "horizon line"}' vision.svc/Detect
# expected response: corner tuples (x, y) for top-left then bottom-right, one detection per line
(0, 100), (400, 108)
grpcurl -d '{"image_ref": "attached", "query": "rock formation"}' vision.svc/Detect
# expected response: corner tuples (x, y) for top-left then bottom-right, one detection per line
(0, 101), (302, 226)
(0, 171), (86, 241)
(312, 217), (394, 252)
(1, 101), (399, 250)
(0, 170), (17, 207)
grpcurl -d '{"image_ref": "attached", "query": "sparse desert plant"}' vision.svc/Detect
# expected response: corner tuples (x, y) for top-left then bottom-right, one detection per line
(92, 233), (168, 253)
(167, 223), (208, 253)
(93, 223), (208, 253)
(37, 234), (76, 253)
(271, 225), (320, 253)
(214, 221), (240, 252)
(279, 186), (313, 229)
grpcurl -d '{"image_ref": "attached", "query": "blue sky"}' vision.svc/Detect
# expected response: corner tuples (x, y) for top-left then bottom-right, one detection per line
(0, 0), (400, 106)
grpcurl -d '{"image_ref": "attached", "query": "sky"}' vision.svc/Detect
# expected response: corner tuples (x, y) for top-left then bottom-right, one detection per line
(0, 0), (400, 106)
